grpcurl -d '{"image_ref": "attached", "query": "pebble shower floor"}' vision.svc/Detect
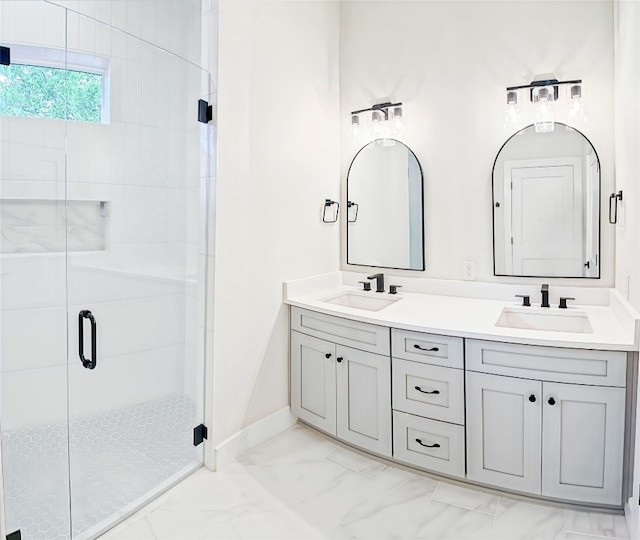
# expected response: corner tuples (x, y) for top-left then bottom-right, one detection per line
(1, 395), (198, 539)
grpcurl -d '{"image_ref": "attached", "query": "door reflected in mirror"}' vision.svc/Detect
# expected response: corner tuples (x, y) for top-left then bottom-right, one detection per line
(347, 139), (424, 271)
(493, 123), (600, 278)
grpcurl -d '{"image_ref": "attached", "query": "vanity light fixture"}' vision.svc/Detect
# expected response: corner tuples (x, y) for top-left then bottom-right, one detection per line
(350, 101), (405, 144)
(504, 74), (584, 133)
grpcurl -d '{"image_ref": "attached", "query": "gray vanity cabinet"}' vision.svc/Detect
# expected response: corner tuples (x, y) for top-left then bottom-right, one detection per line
(290, 308), (392, 457)
(390, 329), (466, 478)
(288, 307), (631, 507)
(466, 339), (627, 506)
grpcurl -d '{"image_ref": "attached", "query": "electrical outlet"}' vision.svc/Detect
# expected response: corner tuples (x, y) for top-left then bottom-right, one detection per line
(463, 260), (476, 281)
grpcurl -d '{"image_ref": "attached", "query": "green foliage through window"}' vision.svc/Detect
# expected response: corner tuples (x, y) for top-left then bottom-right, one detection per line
(0, 63), (103, 123)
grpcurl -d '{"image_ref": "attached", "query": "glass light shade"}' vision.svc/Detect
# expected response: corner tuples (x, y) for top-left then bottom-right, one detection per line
(371, 110), (382, 136)
(351, 114), (360, 140)
(503, 90), (521, 129)
(567, 84), (587, 122)
(392, 106), (406, 137)
(534, 86), (554, 133)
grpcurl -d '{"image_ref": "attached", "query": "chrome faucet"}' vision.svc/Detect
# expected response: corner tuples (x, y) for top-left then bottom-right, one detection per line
(367, 273), (385, 293)
(541, 284), (550, 308)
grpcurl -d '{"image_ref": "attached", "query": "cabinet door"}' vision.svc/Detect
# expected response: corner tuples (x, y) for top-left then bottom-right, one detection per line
(290, 331), (336, 435)
(336, 345), (392, 456)
(467, 371), (542, 494)
(542, 382), (625, 505)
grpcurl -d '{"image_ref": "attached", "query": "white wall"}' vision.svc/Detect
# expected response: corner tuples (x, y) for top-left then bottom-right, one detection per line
(213, 0), (340, 445)
(613, 1), (640, 537)
(614, 0), (640, 311)
(340, 1), (615, 287)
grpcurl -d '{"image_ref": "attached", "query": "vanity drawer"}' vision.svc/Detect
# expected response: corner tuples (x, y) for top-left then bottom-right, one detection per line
(392, 410), (465, 478)
(392, 328), (463, 368)
(392, 359), (464, 424)
(291, 307), (390, 355)
(466, 339), (627, 387)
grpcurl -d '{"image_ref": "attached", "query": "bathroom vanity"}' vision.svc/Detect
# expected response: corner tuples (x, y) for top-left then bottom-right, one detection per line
(285, 272), (640, 509)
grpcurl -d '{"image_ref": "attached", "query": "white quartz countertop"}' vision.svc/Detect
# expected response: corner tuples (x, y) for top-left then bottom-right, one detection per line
(284, 273), (640, 351)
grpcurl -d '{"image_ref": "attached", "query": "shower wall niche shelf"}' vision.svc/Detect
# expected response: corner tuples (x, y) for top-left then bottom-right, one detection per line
(0, 199), (109, 253)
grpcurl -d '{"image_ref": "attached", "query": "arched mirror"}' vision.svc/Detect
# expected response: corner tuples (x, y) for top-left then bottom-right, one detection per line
(493, 123), (600, 278)
(347, 139), (424, 270)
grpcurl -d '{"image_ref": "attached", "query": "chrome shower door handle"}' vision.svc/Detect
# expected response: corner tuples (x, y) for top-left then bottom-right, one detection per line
(79, 309), (97, 369)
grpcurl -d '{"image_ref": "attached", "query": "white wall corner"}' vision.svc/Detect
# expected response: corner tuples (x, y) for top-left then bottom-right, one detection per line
(625, 497), (638, 540)
(212, 406), (297, 471)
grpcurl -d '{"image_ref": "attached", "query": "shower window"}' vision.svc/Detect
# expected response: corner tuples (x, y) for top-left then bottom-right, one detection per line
(0, 44), (109, 123)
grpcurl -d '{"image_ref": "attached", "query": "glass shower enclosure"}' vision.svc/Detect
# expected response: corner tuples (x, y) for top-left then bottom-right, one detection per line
(0, 2), (211, 538)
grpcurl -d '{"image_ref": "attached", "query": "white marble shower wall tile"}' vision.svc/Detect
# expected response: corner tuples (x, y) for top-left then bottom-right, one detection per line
(140, 48), (160, 130)
(124, 124), (162, 186)
(0, 199), (106, 253)
(66, 262), (184, 304)
(1, 306), (67, 372)
(125, 185), (168, 243)
(125, 60), (143, 126)
(167, 188), (187, 243)
(95, 17), (112, 57)
(109, 59), (128, 124)
(1, 364), (68, 430)
(167, 130), (188, 186)
(0, 254), (66, 311)
(67, 293), (185, 360)
(77, 12), (98, 54)
(66, 122), (112, 184)
(67, 344), (185, 420)
(0, 1), (66, 49)
(1, 141), (64, 182)
(109, 25), (127, 60)
(0, 180), (65, 201)
(141, 1), (158, 47)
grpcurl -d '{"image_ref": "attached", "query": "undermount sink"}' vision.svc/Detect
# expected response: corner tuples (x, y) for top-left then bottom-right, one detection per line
(323, 292), (400, 312)
(495, 307), (593, 334)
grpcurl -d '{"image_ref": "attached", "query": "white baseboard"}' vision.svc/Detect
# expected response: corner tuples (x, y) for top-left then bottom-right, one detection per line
(213, 406), (297, 471)
(626, 497), (638, 540)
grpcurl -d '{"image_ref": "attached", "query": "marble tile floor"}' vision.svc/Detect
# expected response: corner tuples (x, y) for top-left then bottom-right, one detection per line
(100, 423), (630, 540)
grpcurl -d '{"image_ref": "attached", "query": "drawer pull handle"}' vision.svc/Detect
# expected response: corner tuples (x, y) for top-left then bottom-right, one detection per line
(414, 386), (440, 395)
(415, 438), (440, 448)
(413, 344), (439, 352)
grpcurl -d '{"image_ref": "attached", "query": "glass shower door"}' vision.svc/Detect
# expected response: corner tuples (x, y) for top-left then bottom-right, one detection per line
(0, 2), (72, 539)
(64, 13), (209, 539)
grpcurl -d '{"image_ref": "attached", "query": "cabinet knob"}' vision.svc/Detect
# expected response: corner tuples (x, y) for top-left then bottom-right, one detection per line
(529, 394), (536, 403)
(325, 353), (331, 359)
(336, 357), (343, 363)
(548, 397), (556, 406)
